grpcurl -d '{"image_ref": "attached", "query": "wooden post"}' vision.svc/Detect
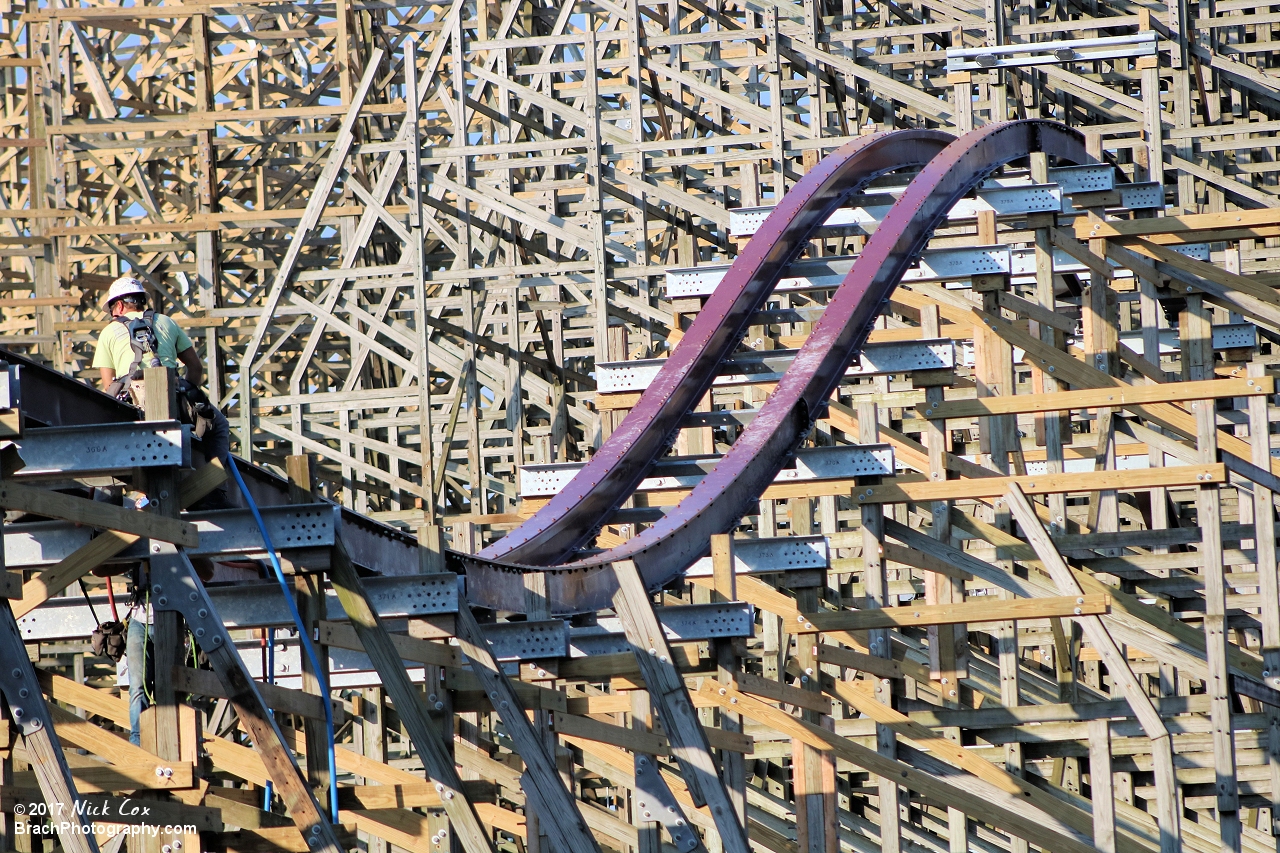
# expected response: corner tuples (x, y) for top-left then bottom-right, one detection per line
(148, 545), (343, 853)
(327, 537), (496, 853)
(141, 367), (182, 770)
(610, 559), (750, 853)
(858, 401), (900, 853)
(1247, 362), (1280, 836)
(1088, 719), (1117, 853)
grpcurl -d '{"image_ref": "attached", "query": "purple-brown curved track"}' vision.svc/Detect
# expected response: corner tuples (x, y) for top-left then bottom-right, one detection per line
(481, 129), (952, 566)
(454, 120), (1087, 614)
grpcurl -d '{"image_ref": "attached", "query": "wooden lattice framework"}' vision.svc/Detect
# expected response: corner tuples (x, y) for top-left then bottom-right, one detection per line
(2, 3), (1280, 853)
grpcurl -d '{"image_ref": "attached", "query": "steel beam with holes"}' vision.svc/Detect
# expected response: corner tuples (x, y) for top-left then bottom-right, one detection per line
(147, 543), (343, 853)
(0, 598), (98, 853)
(519, 445), (895, 498)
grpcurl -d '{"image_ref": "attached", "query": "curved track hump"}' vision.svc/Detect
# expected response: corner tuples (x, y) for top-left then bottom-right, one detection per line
(457, 120), (1087, 614)
(479, 129), (954, 566)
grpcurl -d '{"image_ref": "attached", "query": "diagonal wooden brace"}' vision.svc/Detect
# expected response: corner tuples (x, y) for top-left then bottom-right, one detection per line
(454, 599), (601, 853)
(1004, 483), (1181, 853)
(326, 535), (496, 853)
(610, 559), (750, 853)
(147, 543), (343, 853)
(0, 600), (99, 853)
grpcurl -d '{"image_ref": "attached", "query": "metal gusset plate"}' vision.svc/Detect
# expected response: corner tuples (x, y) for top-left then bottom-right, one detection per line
(186, 504), (337, 556)
(634, 754), (701, 852)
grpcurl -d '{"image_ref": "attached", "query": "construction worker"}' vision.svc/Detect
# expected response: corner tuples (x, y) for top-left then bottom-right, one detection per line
(93, 275), (230, 476)
(93, 275), (230, 744)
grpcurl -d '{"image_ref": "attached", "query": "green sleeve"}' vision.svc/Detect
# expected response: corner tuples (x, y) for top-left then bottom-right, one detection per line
(91, 325), (124, 371)
(170, 316), (193, 352)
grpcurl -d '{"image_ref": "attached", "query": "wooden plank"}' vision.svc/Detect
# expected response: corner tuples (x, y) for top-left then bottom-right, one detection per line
(1075, 207), (1280, 239)
(0, 601), (98, 853)
(13, 760), (193, 793)
(316, 621), (461, 667)
(799, 594), (1110, 633)
(918, 376), (1270, 420)
(148, 546), (343, 853)
(610, 559), (751, 853)
(453, 597), (600, 853)
(1002, 484), (1181, 853)
(0, 482), (197, 546)
(326, 536), (496, 853)
(855, 463), (1225, 504)
(14, 533), (138, 618)
(698, 683), (1099, 853)
(171, 666), (334, 722)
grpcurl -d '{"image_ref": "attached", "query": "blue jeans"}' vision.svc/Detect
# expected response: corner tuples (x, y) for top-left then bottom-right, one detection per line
(193, 408), (232, 508)
(126, 617), (151, 746)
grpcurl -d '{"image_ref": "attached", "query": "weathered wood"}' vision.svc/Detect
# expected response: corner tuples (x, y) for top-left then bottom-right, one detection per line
(147, 545), (343, 853)
(799, 594), (1109, 633)
(453, 598), (600, 853)
(0, 483), (197, 546)
(611, 559), (750, 853)
(326, 536), (495, 853)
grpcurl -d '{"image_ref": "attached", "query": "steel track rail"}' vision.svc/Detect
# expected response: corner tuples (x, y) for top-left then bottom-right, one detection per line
(480, 129), (954, 566)
(455, 120), (1087, 614)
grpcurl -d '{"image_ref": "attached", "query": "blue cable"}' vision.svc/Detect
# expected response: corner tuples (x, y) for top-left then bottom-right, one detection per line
(225, 456), (339, 822)
(264, 627), (274, 811)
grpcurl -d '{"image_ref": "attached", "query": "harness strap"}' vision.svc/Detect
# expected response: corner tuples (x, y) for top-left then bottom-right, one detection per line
(113, 309), (160, 378)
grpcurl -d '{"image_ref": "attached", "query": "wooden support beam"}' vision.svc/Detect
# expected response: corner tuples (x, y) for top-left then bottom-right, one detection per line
(699, 683), (1100, 853)
(0, 482), (197, 546)
(855, 463), (1225, 504)
(610, 559), (750, 853)
(326, 536), (496, 853)
(0, 599), (99, 853)
(798, 594), (1110, 633)
(147, 545), (343, 853)
(453, 598), (600, 853)
(918, 376), (1271, 420)
(1003, 484), (1181, 853)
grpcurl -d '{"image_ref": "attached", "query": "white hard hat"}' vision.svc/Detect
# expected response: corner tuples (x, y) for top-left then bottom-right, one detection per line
(104, 276), (147, 309)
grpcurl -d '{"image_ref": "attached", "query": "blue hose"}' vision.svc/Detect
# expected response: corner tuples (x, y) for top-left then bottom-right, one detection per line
(225, 456), (339, 821)
(264, 628), (274, 811)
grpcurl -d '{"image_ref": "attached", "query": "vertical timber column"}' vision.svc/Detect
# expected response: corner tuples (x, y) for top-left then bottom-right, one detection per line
(1089, 717), (1117, 852)
(920, 305), (962, 705)
(1029, 153), (1067, 534)
(794, 583), (835, 853)
(193, 13), (222, 403)
(948, 24), (973, 134)
(452, 12), (482, 517)
(143, 367), (183, 765)
(710, 534), (746, 853)
(766, 8), (785, 200)
(1188, 296), (1241, 853)
(1247, 360), (1280, 838)
(585, 30), (610, 451)
(858, 402), (900, 853)
(919, 305), (965, 848)
(404, 35), (436, 533)
(1138, 11), (1165, 189)
(28, 37), (59, 367)
(985, 0), (1007, 122)
(288, 455), (331, 804)
(1084, 200), (1119, 549)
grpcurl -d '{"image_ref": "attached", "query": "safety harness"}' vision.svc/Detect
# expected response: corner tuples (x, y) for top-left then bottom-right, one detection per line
(105, 310), (218, 438)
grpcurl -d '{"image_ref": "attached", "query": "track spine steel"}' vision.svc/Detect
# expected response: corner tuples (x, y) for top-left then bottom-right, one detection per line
(455, 120), (1089, 615)
(479, 129), (953, 566)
